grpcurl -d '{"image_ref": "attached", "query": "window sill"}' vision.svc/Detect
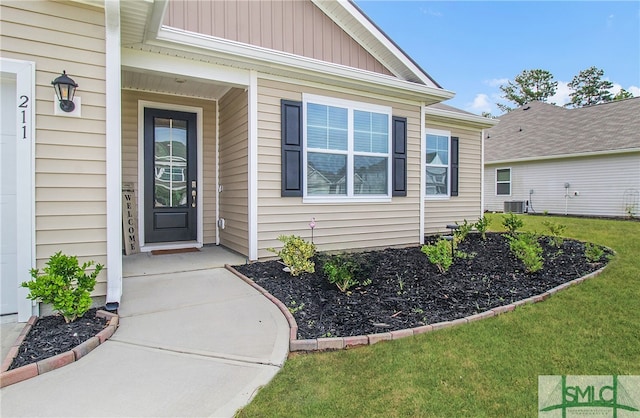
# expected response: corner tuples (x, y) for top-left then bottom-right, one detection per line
(303, 196), (392, 204)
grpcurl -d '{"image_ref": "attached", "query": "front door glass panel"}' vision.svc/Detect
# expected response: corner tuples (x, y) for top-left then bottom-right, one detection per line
(154, 117), (188, 208)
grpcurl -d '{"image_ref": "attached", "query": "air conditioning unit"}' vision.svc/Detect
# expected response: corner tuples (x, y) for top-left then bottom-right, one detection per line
(504, 201), (525, 214)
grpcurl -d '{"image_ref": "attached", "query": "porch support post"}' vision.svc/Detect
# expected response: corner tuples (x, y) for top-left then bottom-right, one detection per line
(248, 70), (258, 260)
(420, 103), (426, 245)
(105, 0), (122, 305)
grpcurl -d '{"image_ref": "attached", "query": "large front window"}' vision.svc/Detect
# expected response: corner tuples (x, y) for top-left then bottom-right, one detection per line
(305, 95), (391, 199)
(426, 131), (450, 197)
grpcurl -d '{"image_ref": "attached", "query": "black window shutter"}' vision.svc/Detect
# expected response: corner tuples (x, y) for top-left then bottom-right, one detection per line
(450, 136), (459, 196)
(392, 116), (407, 196)
(281, 100), (303, 197)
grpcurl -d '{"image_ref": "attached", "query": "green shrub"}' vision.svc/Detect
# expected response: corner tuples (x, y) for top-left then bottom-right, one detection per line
(421, 238), (453, 273)
(22, 252), (103, 323)
(454, 219), (473, 244)
(474, 215), (491, 240)
(506, 232), (543, 273)
(502, 213), (524, 235)
(584, 243), (606, 263)
(542, 220), (567, 247)
(268, 235), (316, 276)
(322, 253), (369, 292)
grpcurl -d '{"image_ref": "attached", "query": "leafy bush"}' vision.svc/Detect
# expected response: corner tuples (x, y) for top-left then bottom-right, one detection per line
(506, 232), (543, 273)
(421, 238), (453, 273)
(542, 220), (567, 247)
(474, 215), (491, 240)
(268, 235), (316, 276)
(22, 252), (103, 323)
(502, 213), (524, 235)
(322, 253), (369, 292)
(584, 243), (606, 263)
(454, 219), (473, 244)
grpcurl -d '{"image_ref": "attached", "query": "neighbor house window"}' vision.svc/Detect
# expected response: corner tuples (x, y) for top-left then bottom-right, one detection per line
(496, 168), (511, 195)
(426, 130), (450, 197)
(304, 95), (391, 199)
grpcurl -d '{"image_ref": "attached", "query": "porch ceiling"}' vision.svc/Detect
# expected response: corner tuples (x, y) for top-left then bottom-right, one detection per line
(122, 68), (232, 100)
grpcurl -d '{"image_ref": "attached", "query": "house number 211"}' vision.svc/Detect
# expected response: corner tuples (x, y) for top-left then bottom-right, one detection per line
(18, 95), (29, 140)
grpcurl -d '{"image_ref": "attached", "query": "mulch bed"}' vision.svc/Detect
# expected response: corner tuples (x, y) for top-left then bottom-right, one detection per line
(232, 233), (610, 340)
(8, 308), (108, 370)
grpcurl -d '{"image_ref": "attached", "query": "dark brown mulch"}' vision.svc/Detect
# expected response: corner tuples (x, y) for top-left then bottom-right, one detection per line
(232, 233), (610, 340)
(8, 308), (108, 370)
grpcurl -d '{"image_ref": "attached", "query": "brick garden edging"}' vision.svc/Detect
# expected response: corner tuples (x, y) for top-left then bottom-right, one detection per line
(226, 264), (609, 352)
(0, 310), (119, 388)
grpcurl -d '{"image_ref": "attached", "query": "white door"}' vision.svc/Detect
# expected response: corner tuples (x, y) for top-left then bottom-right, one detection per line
(1, 73), (18, 315)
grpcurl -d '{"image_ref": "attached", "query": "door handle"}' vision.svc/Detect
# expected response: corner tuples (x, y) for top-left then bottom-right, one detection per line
(191, 181), (197, 208)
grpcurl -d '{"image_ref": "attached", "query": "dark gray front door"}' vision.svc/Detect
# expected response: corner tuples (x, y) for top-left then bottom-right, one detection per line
(144, 108), (197, 243)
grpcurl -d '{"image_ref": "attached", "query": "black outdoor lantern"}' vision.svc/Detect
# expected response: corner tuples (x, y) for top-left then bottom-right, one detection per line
(51, 71), (78, 112)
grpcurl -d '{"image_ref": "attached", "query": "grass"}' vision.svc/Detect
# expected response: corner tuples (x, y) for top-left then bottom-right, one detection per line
(237, 215), (640, 417)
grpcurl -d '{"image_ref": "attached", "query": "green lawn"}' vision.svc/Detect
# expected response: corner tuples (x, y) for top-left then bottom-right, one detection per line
(238, 215), (640, 417)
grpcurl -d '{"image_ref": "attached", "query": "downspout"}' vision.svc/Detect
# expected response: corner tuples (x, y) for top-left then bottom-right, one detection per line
(481, 129), (485, 217)
(420, 103), (426, 244)
(105, 0), (122, 307)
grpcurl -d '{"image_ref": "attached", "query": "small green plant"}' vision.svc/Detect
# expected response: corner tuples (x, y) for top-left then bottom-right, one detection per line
(502, 213), (524, 235)
(454, 219), (473, 244)
(22, 252), (103, 323)
(506, 232), (543, 273)
(268, 235), (316, 276)
(288, 301), (305, 314)
(322, 253), (369, 292)
(543, 210), (549, 216)
(421, 238), (453, 273)
(542, 220), (567, 247)
(474, 215), (491, 240)
(584, 243), (606, 263)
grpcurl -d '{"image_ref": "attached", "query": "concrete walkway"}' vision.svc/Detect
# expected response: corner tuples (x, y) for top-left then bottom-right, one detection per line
(0, 247), (290, 417)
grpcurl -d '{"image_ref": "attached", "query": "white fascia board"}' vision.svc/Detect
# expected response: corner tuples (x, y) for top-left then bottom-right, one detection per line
(485, 147), (640, 166)
(425, 107), (499, 128)
(153, 27), (454, 103)
(121, 48), (251, 87)
(320, 0), (438, 88)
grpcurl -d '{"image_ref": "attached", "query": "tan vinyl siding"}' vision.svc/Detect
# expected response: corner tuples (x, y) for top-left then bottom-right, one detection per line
(424, 119), (483, 235)
(256, 77), (422, 258)
(484, 152), (640, 217)
(164, 0), (393, 77)
(120, 90), (218, 245)
(1, 1), (108, 294)
(218, 88), (249, 256)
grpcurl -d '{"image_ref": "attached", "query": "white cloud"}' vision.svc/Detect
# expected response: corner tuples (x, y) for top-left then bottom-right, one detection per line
(627, 86), (640, 96)
(549, 81), (572, 107)
(419, 7), (442, 17)
(486, 78), (509, 88)
(465, 93), (493, 114)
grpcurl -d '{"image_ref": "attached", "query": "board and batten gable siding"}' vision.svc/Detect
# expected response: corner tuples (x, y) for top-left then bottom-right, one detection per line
(218, 88), (249, 256)
(424, 119), (483, 235)
(484, 152), (640, 217)
(256, 77), (422, 258)
(163, 0), (393, 77)
(121, 90), (218, 245)
(1, 1), (108, 296)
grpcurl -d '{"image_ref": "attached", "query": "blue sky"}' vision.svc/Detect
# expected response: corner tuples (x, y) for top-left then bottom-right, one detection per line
(354, 1), (640, 115)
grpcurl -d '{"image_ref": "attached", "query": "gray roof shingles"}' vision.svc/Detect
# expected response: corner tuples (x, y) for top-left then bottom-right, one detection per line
(484, 97), (640, 163)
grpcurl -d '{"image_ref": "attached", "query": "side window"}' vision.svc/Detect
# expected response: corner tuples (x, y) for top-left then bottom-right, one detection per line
(496, 168), (511, 195)
(426, 131), (450, 197)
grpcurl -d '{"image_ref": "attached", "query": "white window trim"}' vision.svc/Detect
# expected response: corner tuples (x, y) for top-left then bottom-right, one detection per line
(425, 128), (451, 200)
(302, 94), (392, 204)
(496, 167), (512, 196)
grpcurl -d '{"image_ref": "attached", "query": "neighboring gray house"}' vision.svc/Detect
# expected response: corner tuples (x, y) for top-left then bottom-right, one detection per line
(484, 98), (640, 217)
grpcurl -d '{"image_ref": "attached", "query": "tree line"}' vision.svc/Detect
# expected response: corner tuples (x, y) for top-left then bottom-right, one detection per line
(492, 67), (634, 115)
